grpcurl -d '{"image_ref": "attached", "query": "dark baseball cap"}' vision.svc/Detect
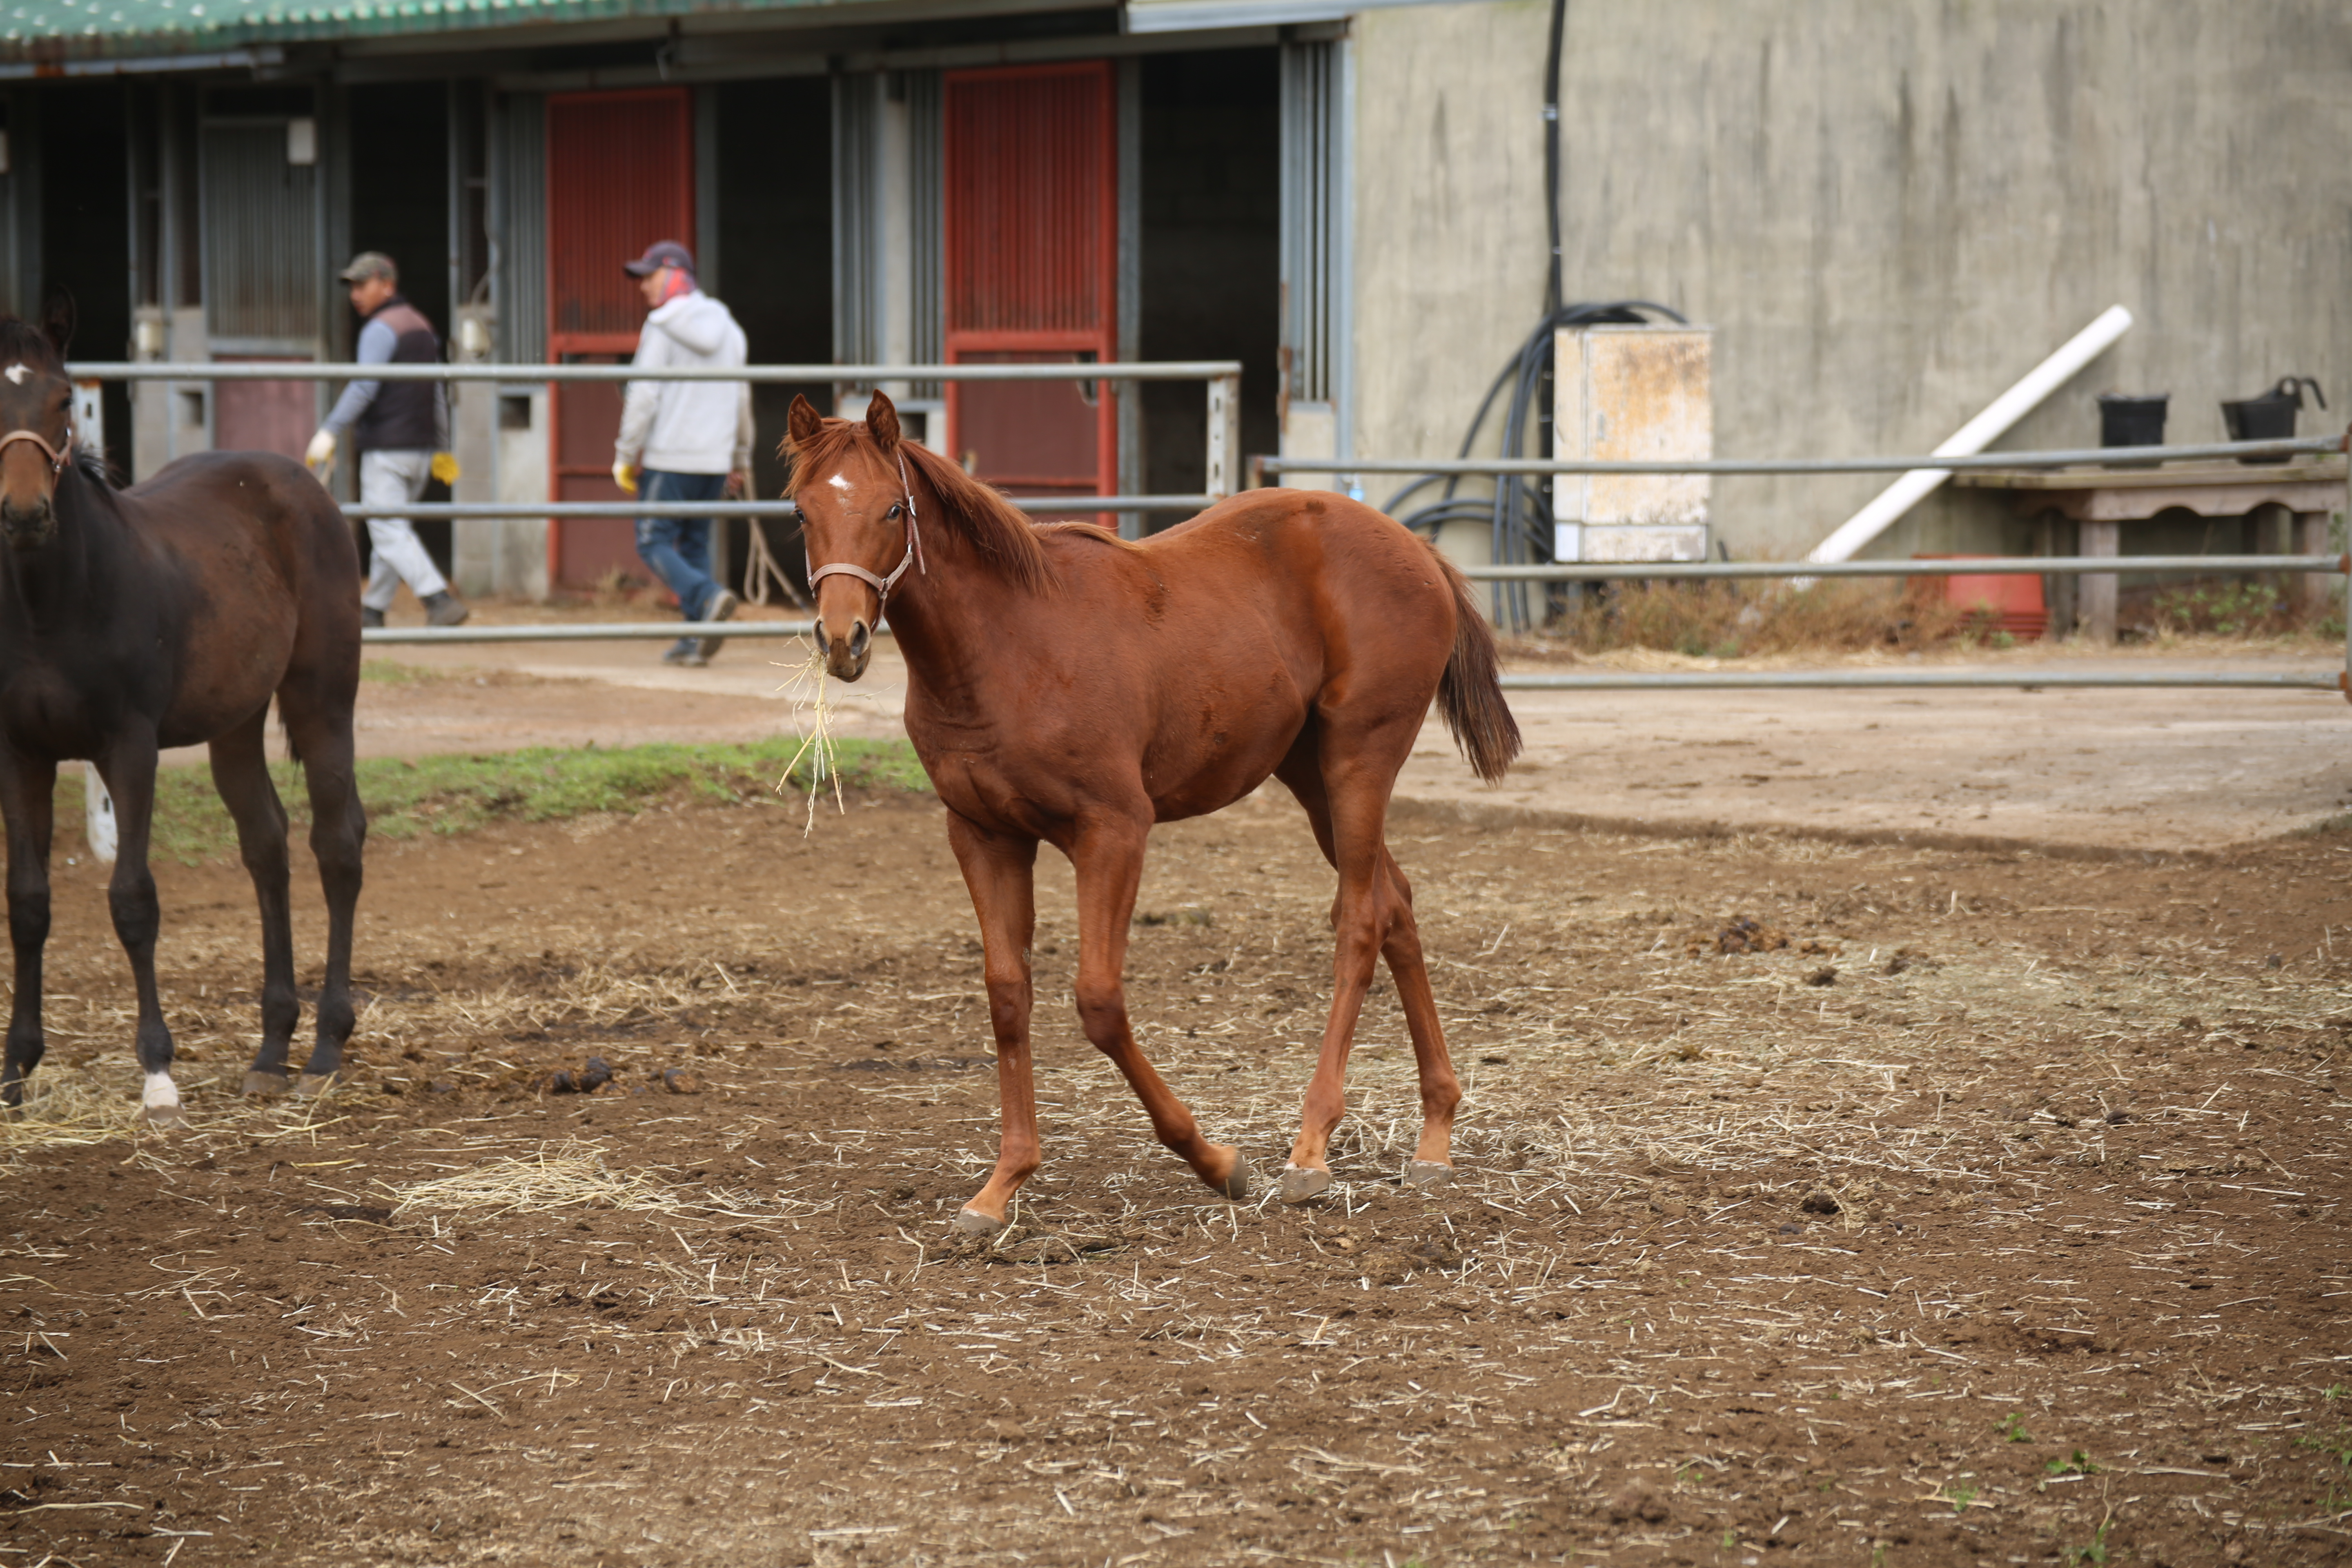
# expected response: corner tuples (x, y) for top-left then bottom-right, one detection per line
(338, 251), (397, 283)
(622, 241), (696, 278)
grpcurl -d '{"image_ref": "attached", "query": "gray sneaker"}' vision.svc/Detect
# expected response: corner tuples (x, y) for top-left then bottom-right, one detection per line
(423, 590), (470, 628)
(696, 588), (739, 664)
(360, 606), (386, 629)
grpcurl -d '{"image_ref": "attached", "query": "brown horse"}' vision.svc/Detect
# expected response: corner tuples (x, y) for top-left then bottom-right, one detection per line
(788, 391), (1519, 1232)
(0, 301), (366, 1123)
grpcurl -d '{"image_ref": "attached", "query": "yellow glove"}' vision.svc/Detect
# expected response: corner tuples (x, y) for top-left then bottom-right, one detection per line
(430, 451), (461, 485)
(304, 429), (336, 472)
(612, 459), (638, 495)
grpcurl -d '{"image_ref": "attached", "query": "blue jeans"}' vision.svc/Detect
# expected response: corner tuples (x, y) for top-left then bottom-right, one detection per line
(635, 469), (728, 625)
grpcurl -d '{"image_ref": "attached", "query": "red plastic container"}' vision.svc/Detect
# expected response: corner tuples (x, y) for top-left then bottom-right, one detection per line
(1910, 555), (2047, 641)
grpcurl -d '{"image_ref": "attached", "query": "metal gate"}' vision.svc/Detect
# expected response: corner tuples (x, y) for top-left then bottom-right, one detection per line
(943, 61), (1118, 511)
(200, 118), (321, 459)
(544, 87), (694, 591)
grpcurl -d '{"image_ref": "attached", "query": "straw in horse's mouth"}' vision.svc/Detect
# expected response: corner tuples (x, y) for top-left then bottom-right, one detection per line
(775, 637), (847, 835)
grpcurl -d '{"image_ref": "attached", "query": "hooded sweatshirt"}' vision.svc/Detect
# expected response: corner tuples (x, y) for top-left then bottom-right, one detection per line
(615, 288), (754, 477)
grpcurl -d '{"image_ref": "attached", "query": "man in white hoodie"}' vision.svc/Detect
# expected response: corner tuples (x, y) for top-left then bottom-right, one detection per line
(612, 241), (754, 666)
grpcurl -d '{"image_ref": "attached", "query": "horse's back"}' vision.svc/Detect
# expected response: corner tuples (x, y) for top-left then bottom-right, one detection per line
(117, 450), (362, 740)
(125, 450), (360, 598)
(1127, 490), (1459, 676)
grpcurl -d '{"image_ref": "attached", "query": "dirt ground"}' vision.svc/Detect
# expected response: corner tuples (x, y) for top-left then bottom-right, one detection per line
(4, 776), (2350, 1566)
(300, 603), (2352, 855)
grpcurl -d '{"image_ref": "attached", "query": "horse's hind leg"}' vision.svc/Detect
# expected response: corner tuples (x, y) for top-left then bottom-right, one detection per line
(278, 681), (365, 1094)
(1069, 812), (1251, 1207)
(94, 730), (185, 1126)
(208, 707), (300, 1096)
(1272, 723), (1459, 1200)
(0, 751), (58, 1110)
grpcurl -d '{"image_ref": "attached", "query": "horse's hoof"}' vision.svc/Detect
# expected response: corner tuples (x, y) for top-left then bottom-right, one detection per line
(1278, 1163), (1332, 1204)
(1217, 1155), (1255, 1204)
(1404, 1160), (1455, 1192)
(294, 1072), (340, 1100)
(241, 1071), (292, 1099)
(951, 1207), (1007, 1238)
(143, 1103), (187, 1130)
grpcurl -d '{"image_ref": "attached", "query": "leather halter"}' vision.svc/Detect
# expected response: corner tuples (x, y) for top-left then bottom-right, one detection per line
(0, 420), (73, 479)
(805, 450), (927, 609)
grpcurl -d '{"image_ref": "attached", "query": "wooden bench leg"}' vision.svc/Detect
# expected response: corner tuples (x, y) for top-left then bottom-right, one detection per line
(2296, 510), (2336, 619)
(2080, 518), (2119, 644)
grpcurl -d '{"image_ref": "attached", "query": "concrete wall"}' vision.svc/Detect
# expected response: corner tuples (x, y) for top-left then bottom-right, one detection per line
(1549, 0), (2352, 561)
(1345, 0), (2352, 565)
(1349, 0), (1551, 552)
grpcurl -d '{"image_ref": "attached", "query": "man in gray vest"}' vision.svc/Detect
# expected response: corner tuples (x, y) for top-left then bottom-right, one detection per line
(305, 252), (470, 628)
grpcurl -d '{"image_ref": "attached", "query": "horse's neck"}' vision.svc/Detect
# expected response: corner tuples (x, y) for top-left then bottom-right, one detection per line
(0, 481), (103, 624)
(881, 508), (1035, 707)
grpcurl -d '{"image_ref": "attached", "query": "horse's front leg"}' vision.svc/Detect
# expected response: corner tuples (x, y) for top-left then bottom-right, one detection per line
(0, 750), (58, 1109)
(945, 813), (1042, 1234)
(1069, 812), (1251, 1204)
(96, 734), (183, 1126)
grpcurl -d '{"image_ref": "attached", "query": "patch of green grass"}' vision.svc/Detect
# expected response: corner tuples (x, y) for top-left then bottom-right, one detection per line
(2065, 1521), (2111, 1565)
(1998, 1411), (2035, 1443)
(1943, 1480), (1979, 1513)
(54, 736), (932, 865)
(2045, 1449), (2100, 1477)
(358, 659), (445, 684)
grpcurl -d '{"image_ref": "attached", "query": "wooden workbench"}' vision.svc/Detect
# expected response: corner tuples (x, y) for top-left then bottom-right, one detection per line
(1951, 456), (2348, 641)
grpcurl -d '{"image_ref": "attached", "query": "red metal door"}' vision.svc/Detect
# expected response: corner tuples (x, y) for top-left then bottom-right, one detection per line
(546, 87), (695, 592)
(943, 62), (1118, 512)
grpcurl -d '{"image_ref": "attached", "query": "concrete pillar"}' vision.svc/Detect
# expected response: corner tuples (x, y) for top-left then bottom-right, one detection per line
(2079, 518), (2119, 644)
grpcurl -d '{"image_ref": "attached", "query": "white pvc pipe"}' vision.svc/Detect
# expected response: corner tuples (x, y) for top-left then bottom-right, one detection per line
(1807, 305), (2135, 564)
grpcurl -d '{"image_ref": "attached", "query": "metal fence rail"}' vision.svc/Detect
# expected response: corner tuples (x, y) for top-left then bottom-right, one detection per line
(341, 496), (1214, 521)
(1254, 434), (2346, 478)
(69, 356), (1250, 508)
(69, 360), (1244, 384)
(1457, 553), (2346, 582)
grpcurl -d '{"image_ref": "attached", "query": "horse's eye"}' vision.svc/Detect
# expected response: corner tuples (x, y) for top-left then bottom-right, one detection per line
(886, 502), (904, 521)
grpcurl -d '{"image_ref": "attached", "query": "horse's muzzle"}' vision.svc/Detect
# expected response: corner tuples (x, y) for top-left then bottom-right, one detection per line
(824, 618), (873, 682)
(0, 498), (54, 550)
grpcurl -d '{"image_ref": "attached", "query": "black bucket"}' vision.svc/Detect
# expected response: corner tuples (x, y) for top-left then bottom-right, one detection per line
(2096, 393), (2168, 459)
(2221, 376), (2326, 464)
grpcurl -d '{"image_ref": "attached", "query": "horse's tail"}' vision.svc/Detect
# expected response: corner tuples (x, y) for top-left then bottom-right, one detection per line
(1425, 541), (1522, 784)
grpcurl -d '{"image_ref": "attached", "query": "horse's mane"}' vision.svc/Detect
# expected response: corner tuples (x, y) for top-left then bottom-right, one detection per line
(787, 414), (1056, 594)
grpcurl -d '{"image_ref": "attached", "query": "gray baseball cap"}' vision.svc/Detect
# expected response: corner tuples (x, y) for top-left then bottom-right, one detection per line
(623, 240), (696, 278)
(338, 251), (397, 284)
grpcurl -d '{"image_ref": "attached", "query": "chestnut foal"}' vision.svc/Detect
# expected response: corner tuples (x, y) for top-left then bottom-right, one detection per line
(788, 392), (1518, 1231)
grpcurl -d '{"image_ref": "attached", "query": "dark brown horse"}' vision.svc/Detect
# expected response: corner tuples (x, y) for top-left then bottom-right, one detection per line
(0, 301), (366, 1123)
(788, 391), (1519, 1232)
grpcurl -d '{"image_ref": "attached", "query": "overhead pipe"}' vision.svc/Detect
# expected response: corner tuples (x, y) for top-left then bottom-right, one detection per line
(1806, 305), (2135, 564)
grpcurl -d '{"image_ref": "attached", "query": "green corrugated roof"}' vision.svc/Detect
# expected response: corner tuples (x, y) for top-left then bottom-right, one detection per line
(1, 0), (836, 62)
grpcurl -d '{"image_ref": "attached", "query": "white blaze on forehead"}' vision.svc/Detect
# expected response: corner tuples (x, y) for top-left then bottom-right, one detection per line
(4, 364), (29, 386)
(827, 472), (853, 494)
(142, 1071), (182, 1110)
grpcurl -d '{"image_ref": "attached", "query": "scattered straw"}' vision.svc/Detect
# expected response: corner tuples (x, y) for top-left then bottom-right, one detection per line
(0, 1062), (344, 1158)
(774, 636), (847, 834)
(382, 1139), (686, 1218)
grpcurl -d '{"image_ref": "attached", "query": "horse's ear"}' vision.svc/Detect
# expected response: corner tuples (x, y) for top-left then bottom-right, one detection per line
(865, 389), (901, 451)
(38, 292), (75, 360)
(786, 394), (823, 451)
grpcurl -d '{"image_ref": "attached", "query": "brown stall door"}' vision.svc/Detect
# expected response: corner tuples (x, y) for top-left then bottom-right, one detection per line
(212, 358), (315, 463)
(944, 61), (1118, 513)
(546, 87), (695, 591)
